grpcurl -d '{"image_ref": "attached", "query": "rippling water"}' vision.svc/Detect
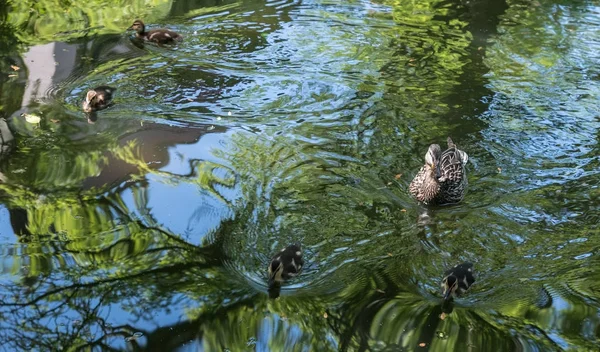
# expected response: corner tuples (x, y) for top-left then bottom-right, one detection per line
(0, 0), (599, 350)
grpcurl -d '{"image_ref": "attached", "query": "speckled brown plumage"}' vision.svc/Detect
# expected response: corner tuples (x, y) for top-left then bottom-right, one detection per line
(128, 20), (183, 44)
(409, 137), (468, 205)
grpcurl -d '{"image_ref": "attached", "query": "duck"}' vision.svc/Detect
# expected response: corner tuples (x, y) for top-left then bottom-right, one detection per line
(128, 20), (183, 44)
(82, 86), (115, 112)
(409, 137), (468, 205)
(268, 244), (304, 287)
(441, 262), (475, 301)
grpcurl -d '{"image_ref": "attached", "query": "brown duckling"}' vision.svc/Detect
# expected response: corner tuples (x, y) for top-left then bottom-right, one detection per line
(441, 262), (475, 301)
(268, 244), (304, 288)
(128, 20), (183, 44)
(82, 86), (115, 112)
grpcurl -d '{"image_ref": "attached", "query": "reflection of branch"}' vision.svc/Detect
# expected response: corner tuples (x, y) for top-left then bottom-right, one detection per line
(0, 260), (215, 309)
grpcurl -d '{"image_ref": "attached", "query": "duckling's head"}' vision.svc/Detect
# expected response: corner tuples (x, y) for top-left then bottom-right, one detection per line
(425, 144), (442, 179)
(442, 275), (459, 301)
(128, 20), (146, 34)
(83, 90), (99, 112)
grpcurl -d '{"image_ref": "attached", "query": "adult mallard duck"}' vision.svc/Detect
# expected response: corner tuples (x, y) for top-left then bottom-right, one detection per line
(409, 137), (468, 205)
(441, 262), (475, 301)
(268, 244), (304, 287)
(128, 20), (183, 44)
(82, 86), (115, 112)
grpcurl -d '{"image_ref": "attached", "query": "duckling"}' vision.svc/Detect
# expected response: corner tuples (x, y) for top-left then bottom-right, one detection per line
(441, 262), (475, 301)
(128, 20), (183, 44)
(409, 137), (468, 205)
(268, 244), (303, 287)
(82, 86), (115, 112)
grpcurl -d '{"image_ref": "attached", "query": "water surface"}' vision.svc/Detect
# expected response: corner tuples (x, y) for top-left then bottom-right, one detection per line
(0, 0), (599, 350)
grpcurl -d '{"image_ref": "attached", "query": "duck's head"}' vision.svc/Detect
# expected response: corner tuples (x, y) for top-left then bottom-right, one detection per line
(83, 90), (100, 112)
(128, 20), (145, 34)
(442, 275), (459, 300)
(425, 144), (442, 179)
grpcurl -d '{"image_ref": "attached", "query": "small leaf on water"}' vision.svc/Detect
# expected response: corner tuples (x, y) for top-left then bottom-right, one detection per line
(23, 114), (41, 124)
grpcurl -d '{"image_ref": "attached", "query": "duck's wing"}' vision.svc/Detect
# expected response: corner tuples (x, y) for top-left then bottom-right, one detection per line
(439, 150), (466, 181)
(148, 29), (183, 42)
(94, 86), (115, 100)
(439, 139), (468, 182)
(446, 137), (468, 164)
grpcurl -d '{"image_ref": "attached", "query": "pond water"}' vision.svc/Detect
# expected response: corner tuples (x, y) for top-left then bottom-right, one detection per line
(0, 0), (599, 350)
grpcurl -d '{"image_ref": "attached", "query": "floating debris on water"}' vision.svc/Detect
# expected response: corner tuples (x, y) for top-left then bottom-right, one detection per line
(23, 113), (41, 124)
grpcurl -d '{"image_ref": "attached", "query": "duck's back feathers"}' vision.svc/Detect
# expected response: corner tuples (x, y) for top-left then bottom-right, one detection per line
(146, 28), (183, 44)
(437, 138), (468, 203)
(268, 244), (303, 287)
(442, 262), (475, 297)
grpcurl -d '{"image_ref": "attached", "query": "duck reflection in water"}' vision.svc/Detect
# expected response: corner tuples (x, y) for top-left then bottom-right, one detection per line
(267, 244), (304, 299)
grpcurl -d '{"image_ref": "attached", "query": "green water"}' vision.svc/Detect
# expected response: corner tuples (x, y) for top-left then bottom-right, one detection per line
(0, 0), (599, 350)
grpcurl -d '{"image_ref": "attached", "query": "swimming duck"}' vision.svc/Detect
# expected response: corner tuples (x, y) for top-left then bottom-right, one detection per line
(268, 244), (303, 287)
(441, 262), (475, 301)
(128, 20), (183, 44)
(409, 137), (468, 205)
(82, 86), (115, 112)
